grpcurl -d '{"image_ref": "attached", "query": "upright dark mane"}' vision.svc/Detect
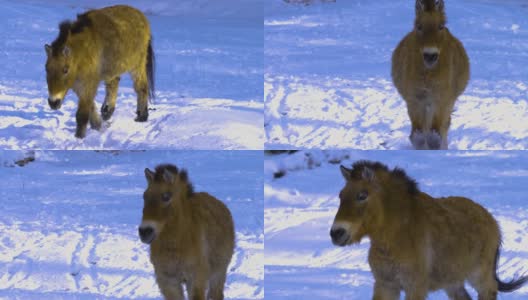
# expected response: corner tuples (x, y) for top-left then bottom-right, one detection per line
(390, 167), (419, 195)
(350, 160), (389, 179)
(154, 164), (194, 197)
(50, 12), (93, 56)
(350, 160), (419, 195)
(416, 0), (445, 14)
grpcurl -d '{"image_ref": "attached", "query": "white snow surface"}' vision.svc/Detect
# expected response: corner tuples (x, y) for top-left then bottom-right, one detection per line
(265, 0), (528, 149)
(0, 0), (263, 150)
(0, 150), (264, 299)
(265, 150), (528, 299)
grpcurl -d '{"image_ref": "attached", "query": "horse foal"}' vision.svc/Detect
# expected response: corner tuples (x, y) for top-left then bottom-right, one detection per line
(331, 161), (527, 300)
(392, 0), (469, 149)
(45, 5), (155, 138)
(140, 164), (235, 300)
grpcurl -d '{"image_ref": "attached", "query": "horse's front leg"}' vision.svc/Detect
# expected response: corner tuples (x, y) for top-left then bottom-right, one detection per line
(406, 97), (429, 150)
(431, 100), (454, 150)
(75, 85), (98, 139)
(372, 280), (400, 300)
(403, 276), (428, 300)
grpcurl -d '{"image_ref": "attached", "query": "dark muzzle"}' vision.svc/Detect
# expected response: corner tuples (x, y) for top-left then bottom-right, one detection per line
(330, 228), (347, 246)
(423, 52), (439, 68)
(138, 226), (154, 244)
(48, 98), (62, 110)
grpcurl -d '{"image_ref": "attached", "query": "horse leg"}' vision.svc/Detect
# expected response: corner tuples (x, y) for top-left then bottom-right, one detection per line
(406, 98), (428, 150)
(75, 86), (97, 139)
(431, 102), (453, 150)
(131, 70), (149, 122)
(372, 280), (400, 300)
(101, 76), (120, 121)
(156, 275), (184, 300)
(469, 267), (498, 300)
(403, 278), (428, 300)
(186, 274), (207, 300)
(404, 289), (427, 300)
(444, 285), (471, 300)
(89, 102), (102, 131)
(207, 270), (227, 300)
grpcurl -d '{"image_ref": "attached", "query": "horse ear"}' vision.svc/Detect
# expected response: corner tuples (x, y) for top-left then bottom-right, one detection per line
(435, 0), (444, 11)
(145, 168), (155, 183)
(162, 169), (175, 183)
(362, 167), (375, 182)
(340, 165), (352, 181)
(62, 46), (71, 57)
(45, 44), (52, 57)
(415, 0), (425, 12)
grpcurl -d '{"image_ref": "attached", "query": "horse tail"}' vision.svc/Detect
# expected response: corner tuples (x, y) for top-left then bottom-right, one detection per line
(146, 37), (155, 101)
(495, 244), (528, 292)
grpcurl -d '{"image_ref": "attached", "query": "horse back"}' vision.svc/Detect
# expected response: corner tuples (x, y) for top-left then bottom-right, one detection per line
(83, 5), (151, 76)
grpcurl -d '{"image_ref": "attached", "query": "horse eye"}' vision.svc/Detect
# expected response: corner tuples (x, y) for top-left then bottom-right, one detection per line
(161, 192), (172, 202)
(438, 24), (445, 30)
(416, 24), (423, 31)
(357, 191), (368, 201)
(63, 66), (69, 74)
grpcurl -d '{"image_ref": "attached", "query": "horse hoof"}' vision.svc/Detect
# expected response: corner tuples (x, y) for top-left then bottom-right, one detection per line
(135, 111), (148, 122)
(90, 120), (102, 131)
(426, 131), (442, 150)
(101, 104), (115, 121)
(75, 131), (86, 139)
(410, 131), (426, 150)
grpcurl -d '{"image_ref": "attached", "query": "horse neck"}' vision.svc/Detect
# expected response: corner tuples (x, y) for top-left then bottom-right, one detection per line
(68, 31), (99, 68)
(369, 188), (420, 250)
(164, 189), (194, 242)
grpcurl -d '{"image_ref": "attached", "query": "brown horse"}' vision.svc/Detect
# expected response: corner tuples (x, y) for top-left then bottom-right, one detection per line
(392, 0), (469, 149)
(331, 161), (527, 300)
(45, 5), (155, 138)
(139, 164), (235, 300)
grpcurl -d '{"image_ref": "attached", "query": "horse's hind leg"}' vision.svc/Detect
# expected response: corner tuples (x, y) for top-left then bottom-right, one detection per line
(445, 285), (471, 300)
(208, 271), (227, 300)
(101, 77), (120, 121)
(469, 273), (498, 300)
(131, 70), (149, 122)
(89, 102), (102, 131)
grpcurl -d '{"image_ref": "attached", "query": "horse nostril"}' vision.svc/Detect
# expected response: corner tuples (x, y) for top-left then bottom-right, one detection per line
(330, 228), (345, 240)
(423, 53), (439, 63)
(139, 227), (153, 238)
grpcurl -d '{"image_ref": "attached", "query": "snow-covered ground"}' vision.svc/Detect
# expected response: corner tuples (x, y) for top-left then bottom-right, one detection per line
(0, 0), (263, 150)
(265, 150), (528, 299)
(0, 150), (263, 299)
(265, 0), (528, 149)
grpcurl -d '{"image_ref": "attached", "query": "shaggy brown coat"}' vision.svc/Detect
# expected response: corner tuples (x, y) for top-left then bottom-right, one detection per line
(331, 161), (527, 300)
(140, 164), (235, 300)
(45, 5), (154, 138)
(392, 0), (469, 149)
